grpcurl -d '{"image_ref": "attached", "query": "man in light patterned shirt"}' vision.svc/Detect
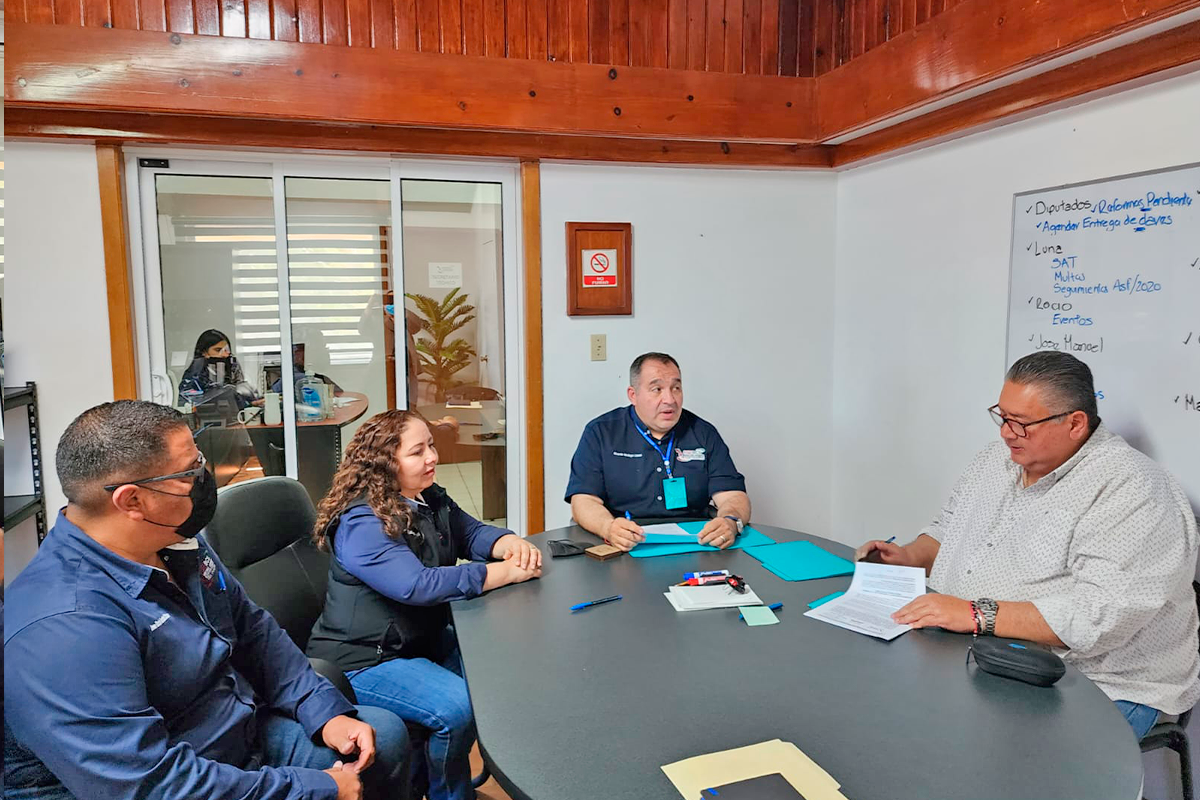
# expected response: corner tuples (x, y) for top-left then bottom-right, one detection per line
(857, 351), (1199, 739)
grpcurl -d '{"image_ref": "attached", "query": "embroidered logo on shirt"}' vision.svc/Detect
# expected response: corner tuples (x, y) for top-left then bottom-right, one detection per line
(150, 613), (171, 631)
(612, 451), (644, 458)
(675, 447), (707, 462)
(199, 554), (219, 589)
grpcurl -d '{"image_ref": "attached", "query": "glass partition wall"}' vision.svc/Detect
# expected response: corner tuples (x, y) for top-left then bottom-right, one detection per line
(134, 156), (520, 530)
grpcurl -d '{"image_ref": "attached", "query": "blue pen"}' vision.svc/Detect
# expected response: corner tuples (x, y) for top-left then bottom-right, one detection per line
(684, 570), (730, 581)
(739, 602), (783, 620)
(625, 511), (632, 521)
(570, 595), (623, 612)
(884, 536), (897, 544)
(217, 571), (226, 592)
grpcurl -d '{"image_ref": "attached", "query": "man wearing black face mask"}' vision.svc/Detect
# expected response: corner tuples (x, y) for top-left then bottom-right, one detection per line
(3, 400), (409, 800)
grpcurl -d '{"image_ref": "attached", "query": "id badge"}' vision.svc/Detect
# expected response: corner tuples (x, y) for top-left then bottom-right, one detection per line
(662, 477), (687, 510)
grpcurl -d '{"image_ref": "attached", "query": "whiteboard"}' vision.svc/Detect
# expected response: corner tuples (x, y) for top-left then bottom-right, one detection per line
(1006, 163), (1200, 516)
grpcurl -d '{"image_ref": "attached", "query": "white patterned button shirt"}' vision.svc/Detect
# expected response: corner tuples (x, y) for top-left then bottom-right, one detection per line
(926, 424), (1200, 713)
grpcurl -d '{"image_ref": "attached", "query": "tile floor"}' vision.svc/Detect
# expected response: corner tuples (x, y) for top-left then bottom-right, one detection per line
(437, 461), (506, 528)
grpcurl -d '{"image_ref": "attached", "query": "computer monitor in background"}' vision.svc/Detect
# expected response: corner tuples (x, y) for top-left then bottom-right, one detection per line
(261, 343), (307, 391)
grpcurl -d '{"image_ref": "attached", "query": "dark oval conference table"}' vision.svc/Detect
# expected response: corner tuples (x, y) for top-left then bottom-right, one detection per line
(452, 524), (1144, 800)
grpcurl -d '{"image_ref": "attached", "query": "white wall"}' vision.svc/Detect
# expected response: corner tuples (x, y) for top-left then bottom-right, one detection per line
(4, 141), (114, 582)
(540, 164), (839, 534)
(830, 70), (1200, 550)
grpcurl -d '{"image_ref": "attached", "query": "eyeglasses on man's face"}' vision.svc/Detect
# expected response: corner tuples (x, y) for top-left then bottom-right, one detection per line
(103, 453), (208, 492)
(987, 405), (1073, 438)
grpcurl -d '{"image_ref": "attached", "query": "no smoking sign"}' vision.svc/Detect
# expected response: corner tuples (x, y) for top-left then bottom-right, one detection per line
(581, 249), (619, 287)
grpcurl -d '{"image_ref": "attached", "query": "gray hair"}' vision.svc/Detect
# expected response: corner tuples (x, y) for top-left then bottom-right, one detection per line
(1005, 351), (1100, 431)
(57, 400), (189, 511)
(629, 352), (680, 387)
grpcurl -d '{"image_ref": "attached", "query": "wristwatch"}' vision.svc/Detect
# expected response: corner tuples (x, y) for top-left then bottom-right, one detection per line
(976, 598), (999, 636)
(723, 515), (744, 536)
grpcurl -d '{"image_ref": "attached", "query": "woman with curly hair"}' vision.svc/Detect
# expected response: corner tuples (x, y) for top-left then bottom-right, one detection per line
(306, 409), (541, 800)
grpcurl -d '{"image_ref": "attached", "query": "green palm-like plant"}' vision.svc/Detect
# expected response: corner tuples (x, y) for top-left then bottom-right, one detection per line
(405, 288), (478, 402)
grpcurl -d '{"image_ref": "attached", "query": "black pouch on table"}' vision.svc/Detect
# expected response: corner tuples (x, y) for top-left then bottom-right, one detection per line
(969, 637), (1066, 687)
(547, 539), (589, 558)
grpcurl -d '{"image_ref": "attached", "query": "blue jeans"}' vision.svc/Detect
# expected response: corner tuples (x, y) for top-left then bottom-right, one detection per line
(3, 705), (409, 800)
(348, 634), (476, 800)
(1115, 699), (1160, 740)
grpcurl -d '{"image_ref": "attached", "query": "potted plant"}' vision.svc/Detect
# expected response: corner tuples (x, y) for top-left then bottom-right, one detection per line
(405, 288), (478, 402)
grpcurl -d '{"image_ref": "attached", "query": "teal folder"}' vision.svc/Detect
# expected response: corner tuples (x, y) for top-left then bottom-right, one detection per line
(742, 540), (855, 581)
(628, 525), (775, 558)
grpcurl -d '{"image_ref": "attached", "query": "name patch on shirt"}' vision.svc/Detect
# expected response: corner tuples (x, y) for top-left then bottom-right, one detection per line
(612, 451), (644, 458)
(675, 447), (706, 462)
(150, 613), (171, 631)
(199, 554), (219, 589)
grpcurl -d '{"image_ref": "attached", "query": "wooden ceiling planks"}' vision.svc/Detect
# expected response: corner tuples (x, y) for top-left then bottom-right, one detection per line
(6, 2), (1198, 162)
(3, 0), (860, 76)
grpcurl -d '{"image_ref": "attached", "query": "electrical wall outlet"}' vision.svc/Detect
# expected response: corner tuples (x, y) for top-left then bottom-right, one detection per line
(590, 334), (607, 362)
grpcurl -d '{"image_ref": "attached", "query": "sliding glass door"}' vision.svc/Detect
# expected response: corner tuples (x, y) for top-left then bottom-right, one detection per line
(130, 154), (523, 531)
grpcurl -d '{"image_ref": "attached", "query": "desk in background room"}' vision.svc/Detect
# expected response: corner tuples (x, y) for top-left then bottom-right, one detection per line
(244, 391), (369, 504)
(420, 400), (506, 520)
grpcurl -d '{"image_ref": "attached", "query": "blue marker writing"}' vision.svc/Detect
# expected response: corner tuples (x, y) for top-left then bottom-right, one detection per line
(570, 595), (623, 612)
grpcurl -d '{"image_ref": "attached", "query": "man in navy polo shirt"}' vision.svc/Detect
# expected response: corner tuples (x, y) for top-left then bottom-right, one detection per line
(4, 400), (409, 800)
(566, 352), (751, 551)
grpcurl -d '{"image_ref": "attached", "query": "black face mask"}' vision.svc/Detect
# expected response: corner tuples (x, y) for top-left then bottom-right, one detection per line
(143, 467), (218, 539)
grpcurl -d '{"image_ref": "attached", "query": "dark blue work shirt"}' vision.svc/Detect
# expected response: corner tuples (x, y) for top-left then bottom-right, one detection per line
(333, 490), (510, 606)
(565, 406), (746, 519)
(3, 511), (354, 800)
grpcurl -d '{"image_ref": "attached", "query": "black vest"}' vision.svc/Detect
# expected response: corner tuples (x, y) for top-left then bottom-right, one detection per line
(307, 486), (458, 671)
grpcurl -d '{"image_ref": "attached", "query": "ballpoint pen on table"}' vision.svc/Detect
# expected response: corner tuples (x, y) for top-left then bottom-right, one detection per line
(570, 595), (623, 611)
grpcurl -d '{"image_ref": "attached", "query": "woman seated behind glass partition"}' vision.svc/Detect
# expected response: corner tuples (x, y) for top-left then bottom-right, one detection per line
(306, 409), (541, 800)
(179, 329), (263, 410)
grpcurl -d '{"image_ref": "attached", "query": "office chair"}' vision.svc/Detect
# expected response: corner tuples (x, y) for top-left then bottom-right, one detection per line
(206, 476), (491, 790)
(1140, 580), (1200, 800)
(205, 476), (355, 700)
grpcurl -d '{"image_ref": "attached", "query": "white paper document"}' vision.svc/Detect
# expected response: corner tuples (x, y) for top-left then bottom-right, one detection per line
(664, 583), (764, 611)
(639, 523), (697, 539)
(803, 562), (926, 640)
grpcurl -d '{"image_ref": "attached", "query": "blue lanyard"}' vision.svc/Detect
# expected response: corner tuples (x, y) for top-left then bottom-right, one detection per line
(630, 408), (675, 478)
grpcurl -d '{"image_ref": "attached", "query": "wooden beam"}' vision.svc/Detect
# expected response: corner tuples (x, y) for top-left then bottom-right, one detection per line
(95, 144), (140, 400)
(4, 108), (837, 167)
(521, 160), (546, 535)
(818, 0), (1200, 139)
(833, 17), (1200, 165)
(5, 22), (818, 143)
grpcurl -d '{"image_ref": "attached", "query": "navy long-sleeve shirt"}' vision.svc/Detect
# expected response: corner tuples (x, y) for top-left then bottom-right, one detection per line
(3, 511), (354, 800)
(332, 491), (510, 606)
